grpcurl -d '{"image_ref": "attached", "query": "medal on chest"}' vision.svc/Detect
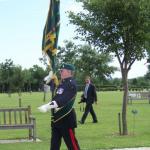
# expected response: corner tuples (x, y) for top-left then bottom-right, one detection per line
(56, 88), (64, 94)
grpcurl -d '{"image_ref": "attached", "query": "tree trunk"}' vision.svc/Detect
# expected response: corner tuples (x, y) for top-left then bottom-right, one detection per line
(121, 69), (128, 135)
(18, 90), (22, 107)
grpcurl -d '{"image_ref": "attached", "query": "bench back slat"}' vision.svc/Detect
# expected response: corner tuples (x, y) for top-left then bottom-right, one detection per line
(3, 111), (6, 125)
(9, 111), (11, 125)
(14, 110), (17, 124)
(0, 106), (31, 125)
(25, 111), (28, 124)
(19, 110), (22, 124)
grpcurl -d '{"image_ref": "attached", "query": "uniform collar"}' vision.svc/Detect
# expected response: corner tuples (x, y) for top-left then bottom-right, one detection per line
(62, 77), (73, 82)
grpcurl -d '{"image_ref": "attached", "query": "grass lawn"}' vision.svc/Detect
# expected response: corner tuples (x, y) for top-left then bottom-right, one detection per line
(0, 91), (150, 150)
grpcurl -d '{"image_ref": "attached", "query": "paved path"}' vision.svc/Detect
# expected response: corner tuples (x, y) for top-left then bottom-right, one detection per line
(0, 140), (149, 150)
(113, 148), (150, 150)
(0, 138), (41, 144)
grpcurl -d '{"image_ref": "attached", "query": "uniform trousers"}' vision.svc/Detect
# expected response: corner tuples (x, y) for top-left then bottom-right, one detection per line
(50, 126), (80, 150)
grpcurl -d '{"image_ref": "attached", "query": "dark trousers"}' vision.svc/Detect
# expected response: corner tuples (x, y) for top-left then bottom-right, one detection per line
(50, 126), (80, 150)
(81, 103), (97, 123)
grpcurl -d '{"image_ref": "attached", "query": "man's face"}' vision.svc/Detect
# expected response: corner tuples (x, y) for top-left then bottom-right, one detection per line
(60, 69), (71, 79)
(85, 79), (90, 84)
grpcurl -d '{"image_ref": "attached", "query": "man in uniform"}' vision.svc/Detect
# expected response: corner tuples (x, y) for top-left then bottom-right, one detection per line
(38, 63), (80, 150)
(79, 76), (98, 124)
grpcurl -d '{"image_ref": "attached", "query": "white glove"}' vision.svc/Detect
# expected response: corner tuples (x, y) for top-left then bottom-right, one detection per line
(38, 101), (58, 113)
(44, 71), (53, 84)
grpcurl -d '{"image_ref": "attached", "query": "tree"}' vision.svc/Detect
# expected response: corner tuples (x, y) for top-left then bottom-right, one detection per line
(29, 65), (47, 91)
(22, 69), (32, 92)
(75, 44), (117, 84)
(11, 66), (24, 93)
(69, 0), (150, 135)
(57, 41), (78, 65)
(57, 41), (117, 83)
(0, 67), (3, 92)
(0, 59), (14, 95)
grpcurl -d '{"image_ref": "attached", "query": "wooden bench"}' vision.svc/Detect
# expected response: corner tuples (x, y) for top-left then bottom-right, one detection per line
(128, 91), (150, 104)
(0, 105), (36, 141)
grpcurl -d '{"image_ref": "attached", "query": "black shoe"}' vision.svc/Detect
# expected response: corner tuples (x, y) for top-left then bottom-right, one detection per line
(78, 120), (84, 124)
(93, 120), (98, 123)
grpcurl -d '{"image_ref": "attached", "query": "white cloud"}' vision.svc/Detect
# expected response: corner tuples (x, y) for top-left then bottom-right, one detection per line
(66, 3), (83, 13)
(62, 0), (83, 13)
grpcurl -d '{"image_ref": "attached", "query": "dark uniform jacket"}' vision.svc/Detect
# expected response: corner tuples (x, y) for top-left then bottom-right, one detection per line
(52, 77), (77, 128)
(84, 83), (97, 104)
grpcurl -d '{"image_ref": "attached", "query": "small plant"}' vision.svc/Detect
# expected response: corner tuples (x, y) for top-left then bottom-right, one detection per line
(131, 109), (138, 135)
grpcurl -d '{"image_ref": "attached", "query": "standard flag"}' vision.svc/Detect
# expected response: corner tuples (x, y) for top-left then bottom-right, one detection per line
(42, 0), (60, 74)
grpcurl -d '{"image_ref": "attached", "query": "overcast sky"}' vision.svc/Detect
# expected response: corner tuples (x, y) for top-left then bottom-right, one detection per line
(0, 0), (148, 79)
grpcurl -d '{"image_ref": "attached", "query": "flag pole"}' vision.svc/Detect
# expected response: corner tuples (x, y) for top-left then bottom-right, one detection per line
(42, 0), (60, 119)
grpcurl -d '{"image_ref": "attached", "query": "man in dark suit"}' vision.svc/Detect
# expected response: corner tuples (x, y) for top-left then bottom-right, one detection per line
(79, 76), (98, 124)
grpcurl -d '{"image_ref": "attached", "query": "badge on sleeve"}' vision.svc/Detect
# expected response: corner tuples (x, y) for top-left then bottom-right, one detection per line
(56, 88), (64, 94)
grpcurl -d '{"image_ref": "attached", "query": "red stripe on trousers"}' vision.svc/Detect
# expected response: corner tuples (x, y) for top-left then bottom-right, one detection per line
(69, 128), (79, 150)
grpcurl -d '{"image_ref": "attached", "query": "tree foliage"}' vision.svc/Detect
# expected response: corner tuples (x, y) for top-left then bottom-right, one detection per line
(57, 41), (117, 84)
(0, 59), (47, 93)
(69, 0), (150, 67)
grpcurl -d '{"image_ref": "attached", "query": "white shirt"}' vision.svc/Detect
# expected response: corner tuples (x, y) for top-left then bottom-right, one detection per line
(84, 83), (89, 98)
